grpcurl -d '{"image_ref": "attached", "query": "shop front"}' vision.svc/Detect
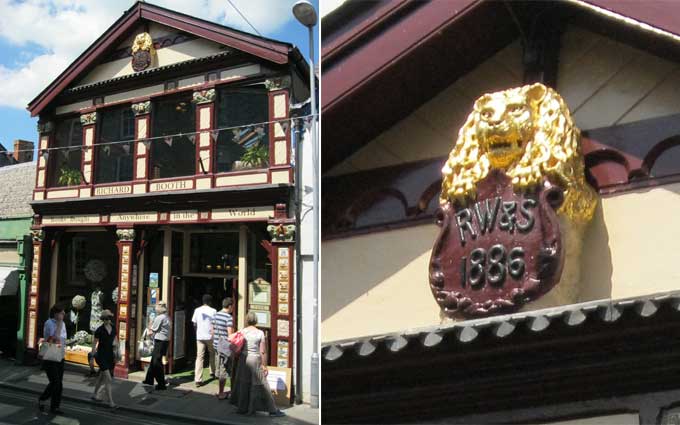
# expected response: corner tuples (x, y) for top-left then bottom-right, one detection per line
(28, 200), (296, 379)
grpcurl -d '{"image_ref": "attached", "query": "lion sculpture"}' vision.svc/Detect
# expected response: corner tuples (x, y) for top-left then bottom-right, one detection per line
(439, 83), (597, 312)
(132, 32), (154, 54)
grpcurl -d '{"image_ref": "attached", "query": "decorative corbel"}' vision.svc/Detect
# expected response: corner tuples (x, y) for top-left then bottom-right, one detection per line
(264, 76), (292, 91)
(267, 223), (296, 243)
(116, 229), (136, 241)
(80, 112), (98, 126)
(192, 89), (216, 104)
(131, 101), (151, 116)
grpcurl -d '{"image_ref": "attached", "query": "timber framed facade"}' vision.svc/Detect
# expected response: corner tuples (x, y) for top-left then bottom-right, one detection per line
(25, 1), (309, 402)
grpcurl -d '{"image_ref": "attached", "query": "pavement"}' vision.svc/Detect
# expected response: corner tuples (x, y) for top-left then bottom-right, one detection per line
(0, 358), (318, 425)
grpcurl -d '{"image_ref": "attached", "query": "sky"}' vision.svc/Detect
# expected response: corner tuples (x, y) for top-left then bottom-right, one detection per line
(0, 0), (319, 153)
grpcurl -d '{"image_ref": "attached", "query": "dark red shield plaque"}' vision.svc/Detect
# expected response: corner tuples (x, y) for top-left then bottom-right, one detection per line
(132, 50), (152, 72)
(429, 169), (565, 318)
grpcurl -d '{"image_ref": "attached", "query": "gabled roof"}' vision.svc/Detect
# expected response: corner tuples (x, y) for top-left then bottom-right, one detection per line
(28, 1), (307, 117)
(321, 0), (680, 173)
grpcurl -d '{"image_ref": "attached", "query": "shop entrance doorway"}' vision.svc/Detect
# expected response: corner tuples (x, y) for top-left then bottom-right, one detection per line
(168, 275), (238, 376)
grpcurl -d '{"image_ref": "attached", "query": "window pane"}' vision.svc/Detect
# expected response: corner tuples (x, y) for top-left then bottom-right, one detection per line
(95, 105), (134, 184)
(49, 117), (82, 187)
(151, 95), (196, 179)
(215, 88), (269, 173)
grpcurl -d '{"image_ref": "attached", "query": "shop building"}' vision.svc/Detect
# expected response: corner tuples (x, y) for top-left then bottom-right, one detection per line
(322, 1), (680, 423)
(25, 1), (310, 402)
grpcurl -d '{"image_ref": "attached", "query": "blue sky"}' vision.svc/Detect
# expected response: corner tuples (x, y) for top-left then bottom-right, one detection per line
(0, 0), (319, 153)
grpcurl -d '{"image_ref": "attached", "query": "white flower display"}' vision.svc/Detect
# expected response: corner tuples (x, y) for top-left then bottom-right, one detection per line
(72, 295), (86, 310)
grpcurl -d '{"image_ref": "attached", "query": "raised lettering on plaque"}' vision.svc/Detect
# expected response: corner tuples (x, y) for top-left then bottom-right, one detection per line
(429, 83), (597, 318)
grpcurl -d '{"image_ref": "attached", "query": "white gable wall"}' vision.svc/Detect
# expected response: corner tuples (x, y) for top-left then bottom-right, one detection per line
(77, 23), (227, 86)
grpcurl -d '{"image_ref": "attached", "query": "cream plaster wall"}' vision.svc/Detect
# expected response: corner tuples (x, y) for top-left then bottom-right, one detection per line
(0, 248), (19, 265)
(322, 183), (680, 342)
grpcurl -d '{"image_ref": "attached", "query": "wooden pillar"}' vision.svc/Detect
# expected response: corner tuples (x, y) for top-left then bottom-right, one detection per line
(114, 228), (135, 378)
(132, 101), (150, 195)
(266, 78), (293, 185)
(33, 121), (53, 201)
(192, 88), (215, 191)
(267, 204), (296, 368)
(237, 225), (247, 330)
(26, 229), (45, 354)
(80, 112), (97, 196)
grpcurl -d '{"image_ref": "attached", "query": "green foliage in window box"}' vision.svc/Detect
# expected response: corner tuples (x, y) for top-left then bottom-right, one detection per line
(58, 166), (82, 186)
(240, 145), (269, 169)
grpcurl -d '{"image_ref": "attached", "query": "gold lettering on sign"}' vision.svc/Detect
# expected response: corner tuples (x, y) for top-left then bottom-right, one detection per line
(211, 206), (273, 221)
(170, 210), (198, 222)
(43, 214), (100, 225)
(150, 179), (193, 192)
(110, 212), (157, 223)
(94, 185), (132, 196)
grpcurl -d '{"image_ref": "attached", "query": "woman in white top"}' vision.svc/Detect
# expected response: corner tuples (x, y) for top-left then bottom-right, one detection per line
(230, 312), (284, 417)
(38, 304), (67, 414)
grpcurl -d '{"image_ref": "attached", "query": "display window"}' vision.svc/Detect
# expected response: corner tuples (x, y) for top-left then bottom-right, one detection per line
(214, 87), (269, 173)
(55, 232), (119, 356)
(150, 94), (196, 179)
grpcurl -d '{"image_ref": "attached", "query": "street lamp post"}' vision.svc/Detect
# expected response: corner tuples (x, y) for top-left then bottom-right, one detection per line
(292, 0), (319, 410)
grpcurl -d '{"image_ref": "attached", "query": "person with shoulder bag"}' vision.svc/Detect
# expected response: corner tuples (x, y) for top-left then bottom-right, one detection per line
(230, 312), (284, 417)
(143, 303), (171, 390)
(38, 304), (67, 415)
(91, 310), (118, 410)
(212, 297), (235, 400)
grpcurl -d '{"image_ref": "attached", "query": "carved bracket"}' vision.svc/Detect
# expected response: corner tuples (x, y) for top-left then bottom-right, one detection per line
(31, 229), (45, 242)
(265, 76), (291, 91)
(268, 224), (296, 243)
(37, 121), (55, 134)
(131, 101), (151, 116)
(80, 112), (97, 126)
(116, 229), (136, 241)
(192, 89), (216, 104)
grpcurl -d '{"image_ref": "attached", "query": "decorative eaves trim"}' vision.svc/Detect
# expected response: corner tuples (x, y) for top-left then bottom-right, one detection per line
(321, 291), (680, 362)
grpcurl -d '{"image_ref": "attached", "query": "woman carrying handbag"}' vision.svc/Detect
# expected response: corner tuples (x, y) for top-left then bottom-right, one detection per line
(91, 310), (118, 410)
(38, 304), (67, 415)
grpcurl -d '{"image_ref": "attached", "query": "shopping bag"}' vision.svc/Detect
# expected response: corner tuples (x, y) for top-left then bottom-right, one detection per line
(228, 331), (245, 356)
(137, 329), (154, 358)
(217, 336), (232, 356)
(38, 341), (64, 362)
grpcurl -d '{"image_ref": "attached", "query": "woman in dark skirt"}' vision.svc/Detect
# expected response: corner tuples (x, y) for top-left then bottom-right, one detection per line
(230, 312), (284, 416)
(91, 309), (117, 410)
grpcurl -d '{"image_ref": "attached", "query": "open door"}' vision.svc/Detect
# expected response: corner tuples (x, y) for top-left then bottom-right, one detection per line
(168, 275), (186, 374)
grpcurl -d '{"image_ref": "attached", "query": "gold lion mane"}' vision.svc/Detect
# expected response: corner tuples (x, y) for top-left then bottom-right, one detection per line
(132, 32), (154, 54)
(440, 83), (596, 223)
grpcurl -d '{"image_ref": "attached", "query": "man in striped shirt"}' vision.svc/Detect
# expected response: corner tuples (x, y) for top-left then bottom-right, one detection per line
(212, 297), (234, 400)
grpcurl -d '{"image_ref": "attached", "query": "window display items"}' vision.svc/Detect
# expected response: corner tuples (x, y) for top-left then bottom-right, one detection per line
(84, 259), (107, 282)
(71, 295), (87, 333)
(90, 288), (104, 332)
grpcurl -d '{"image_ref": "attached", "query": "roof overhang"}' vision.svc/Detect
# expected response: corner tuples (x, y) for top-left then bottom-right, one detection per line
(27, 1), (307, 117)
(322, 291), (680, 423)
(321, 0), (680, 173)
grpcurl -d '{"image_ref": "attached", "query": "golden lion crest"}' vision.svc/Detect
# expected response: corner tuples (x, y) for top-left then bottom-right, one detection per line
(131, 32), (155, 72)
(440, 83), (596, 223)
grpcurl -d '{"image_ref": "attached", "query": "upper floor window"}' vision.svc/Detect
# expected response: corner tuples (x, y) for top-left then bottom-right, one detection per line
(215, 87), (269, 173)
(49, 117), (82, 187)
(95, 105), (134, 184)
(151, 94), (196, 179)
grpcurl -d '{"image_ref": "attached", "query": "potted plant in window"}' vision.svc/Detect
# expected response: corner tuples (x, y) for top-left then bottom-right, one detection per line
(238, 145), (269, 170)
(58, 166), (82, 186)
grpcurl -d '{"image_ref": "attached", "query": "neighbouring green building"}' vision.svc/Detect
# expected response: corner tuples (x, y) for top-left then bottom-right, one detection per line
(0, 161), (36, 363)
